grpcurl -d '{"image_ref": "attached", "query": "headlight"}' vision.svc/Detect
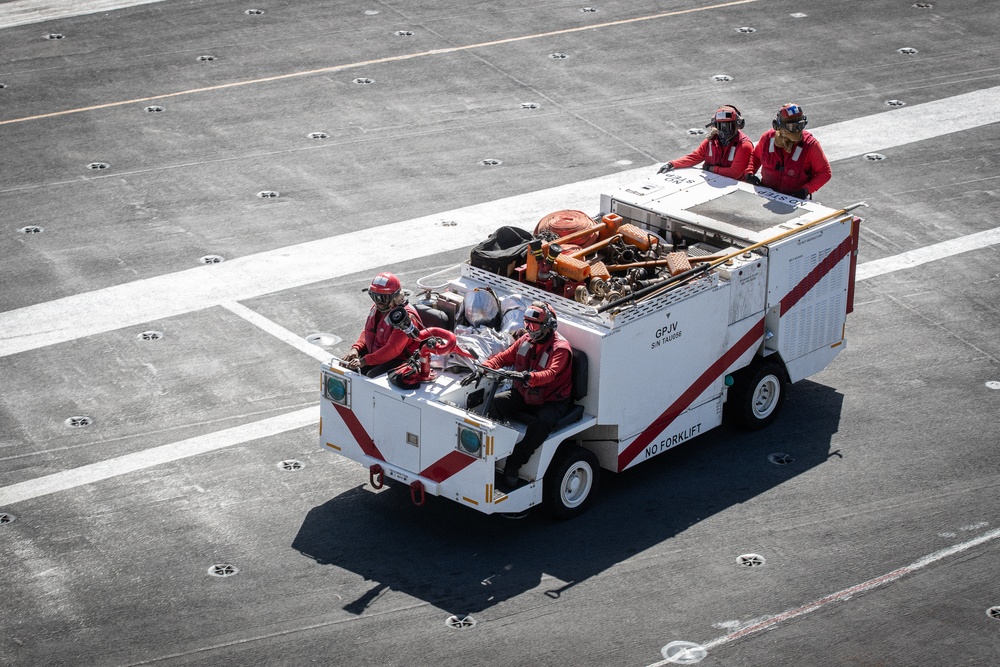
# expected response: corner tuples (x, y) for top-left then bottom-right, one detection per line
(457, 425), (484, 457)
(323, 373), (351, 407)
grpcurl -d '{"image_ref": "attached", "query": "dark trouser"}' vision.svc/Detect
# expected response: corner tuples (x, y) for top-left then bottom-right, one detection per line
(490, 391), (572, 470)
(361, 357), (407, 378)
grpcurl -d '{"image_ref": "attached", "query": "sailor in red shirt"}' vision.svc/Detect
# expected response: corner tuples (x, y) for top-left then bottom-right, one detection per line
(462, 301), (573, 488)
(344, 272), (424, 377)
(658, 105), (753, 179)
(746, 103), (832, 199)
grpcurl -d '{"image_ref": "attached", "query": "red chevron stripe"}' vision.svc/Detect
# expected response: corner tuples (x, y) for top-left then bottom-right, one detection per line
(618, 232), (852, 471)
(334, 404), (384, 461)
(617, 318), (765, 470)
(780, 234), (854, 314)
(421, 450), (477, 483)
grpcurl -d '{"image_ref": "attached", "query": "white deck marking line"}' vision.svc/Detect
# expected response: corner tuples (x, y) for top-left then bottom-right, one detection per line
(4, 90), (1000, 504)
(0, 216), (995, 505)
(810, 86), (1000, 162)
(648, 528), (1000, 666)
(0, 169), (643, 359)
(3, 87), (1000, 360)
(123, 601), (433, 666)
(0, 407), (316, 506)
(1, 87), (998, 355)
(856, 226), (1000, 281)
(219, 301), (332, 363)
(1, 1), (759, 124)
(0, 0), (167, 30)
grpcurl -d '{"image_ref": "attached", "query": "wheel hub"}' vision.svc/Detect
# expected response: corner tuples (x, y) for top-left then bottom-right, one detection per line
(562, 466), (591, 506)
(566, 474), (581, 495)
(753, 377), (779, 417)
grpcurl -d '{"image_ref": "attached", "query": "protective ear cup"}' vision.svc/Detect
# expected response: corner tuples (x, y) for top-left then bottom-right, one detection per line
(773, 114), (808, 131)
(728, 104), (745, 129)
(544, 303), (557, 331)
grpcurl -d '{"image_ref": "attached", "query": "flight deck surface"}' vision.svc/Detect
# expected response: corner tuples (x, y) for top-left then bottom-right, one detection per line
(2, 1), (999, 665)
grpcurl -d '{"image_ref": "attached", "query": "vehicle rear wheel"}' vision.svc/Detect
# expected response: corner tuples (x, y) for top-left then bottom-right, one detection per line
(729, 359), (787, 430)
(543, 445), (600, 520)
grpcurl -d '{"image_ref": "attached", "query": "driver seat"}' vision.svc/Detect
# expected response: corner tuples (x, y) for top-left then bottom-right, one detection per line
(512, 350), (588, 429)
(554, 349), (588, 429)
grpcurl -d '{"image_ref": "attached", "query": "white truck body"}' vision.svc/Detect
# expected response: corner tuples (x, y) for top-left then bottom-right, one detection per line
(319, 170), (862, 517)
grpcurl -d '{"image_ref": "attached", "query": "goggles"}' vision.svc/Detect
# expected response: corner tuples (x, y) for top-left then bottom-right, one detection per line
(774, 104), (806, 133)
(715, 121), (736, 134)
(525, 317), (548, 340)
(369, 291), (397, 306)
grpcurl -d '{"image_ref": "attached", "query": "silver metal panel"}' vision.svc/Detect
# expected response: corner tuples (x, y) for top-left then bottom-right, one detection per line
(687, 189), (804, 233)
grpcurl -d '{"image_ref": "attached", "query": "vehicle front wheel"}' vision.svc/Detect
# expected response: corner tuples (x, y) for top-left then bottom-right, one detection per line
(543, 445), (600, 520)
(729, 359), (788, 430)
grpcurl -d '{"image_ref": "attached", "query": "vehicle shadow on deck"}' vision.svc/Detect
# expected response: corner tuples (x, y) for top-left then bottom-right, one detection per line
(292, 380), (843, 615)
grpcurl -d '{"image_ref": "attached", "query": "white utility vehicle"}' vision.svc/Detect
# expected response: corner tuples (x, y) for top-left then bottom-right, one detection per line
(319, 169), (864, 518)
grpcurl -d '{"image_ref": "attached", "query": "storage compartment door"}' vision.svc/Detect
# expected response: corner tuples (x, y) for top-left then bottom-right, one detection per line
(372, 393), (421, 473)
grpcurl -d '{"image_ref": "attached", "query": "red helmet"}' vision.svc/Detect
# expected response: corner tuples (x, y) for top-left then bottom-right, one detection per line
(773, 103), (807, 132)
(369, 272), (401, 309)
(707, 105), (744, 144)
(523, 301), (557, 341)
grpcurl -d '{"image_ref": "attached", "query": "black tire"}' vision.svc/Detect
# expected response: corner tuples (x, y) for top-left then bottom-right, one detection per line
(543, 445), (600, 520)
(728, 358), (788, 430)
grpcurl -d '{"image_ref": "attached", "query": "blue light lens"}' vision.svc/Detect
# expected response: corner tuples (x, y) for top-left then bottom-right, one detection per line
(459, 428), (482, 453)
(326, 376), (347, 402)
